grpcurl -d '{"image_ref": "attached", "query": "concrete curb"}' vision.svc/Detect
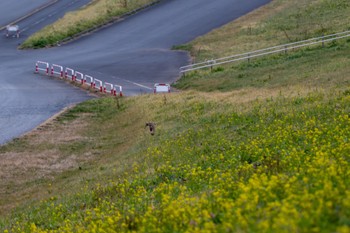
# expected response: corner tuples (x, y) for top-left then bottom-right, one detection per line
(0, 0), (59, 31)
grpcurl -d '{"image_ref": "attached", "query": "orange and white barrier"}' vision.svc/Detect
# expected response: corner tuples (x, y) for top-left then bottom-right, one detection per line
(35, 61), (49, 75)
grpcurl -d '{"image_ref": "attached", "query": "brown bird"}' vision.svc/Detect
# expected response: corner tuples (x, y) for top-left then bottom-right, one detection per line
(145, 122), (156, 136)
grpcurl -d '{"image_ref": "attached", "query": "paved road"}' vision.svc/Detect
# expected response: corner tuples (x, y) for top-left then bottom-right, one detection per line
(0, 0), (94, 145)
(0, 0), (51, 28)
(0, 0), (271, 144)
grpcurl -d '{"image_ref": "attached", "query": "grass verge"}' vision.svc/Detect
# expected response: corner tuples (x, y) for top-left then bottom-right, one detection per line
(20, 0), (158, 49)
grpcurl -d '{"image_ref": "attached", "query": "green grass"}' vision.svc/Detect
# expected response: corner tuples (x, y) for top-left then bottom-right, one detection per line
(174, 41), (350, 91)
(1, 89), (350, 232)
(1, 0), (350, 232)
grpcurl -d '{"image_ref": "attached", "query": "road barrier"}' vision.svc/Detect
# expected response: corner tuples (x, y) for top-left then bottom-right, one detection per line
(35, 61), (49, 75)
(114, 85), (123, 97)
(94, 79), (103, 92)
(180, 30), (350, 74)
(75, 71), (84, 84)
(51, 64), (63, 78)
(85, 75), (94, 88)
(35, 61), (123, 96)
(104, 82), (114, 94)
(65, 67), (75, 81)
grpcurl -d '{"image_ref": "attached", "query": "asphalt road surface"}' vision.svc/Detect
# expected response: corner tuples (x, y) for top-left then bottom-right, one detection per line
(0, 0), (52, 28)
(0, 0), (271, 144)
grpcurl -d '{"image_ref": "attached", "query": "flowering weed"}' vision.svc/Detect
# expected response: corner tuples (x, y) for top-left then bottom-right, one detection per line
(2, 88), (349, 232)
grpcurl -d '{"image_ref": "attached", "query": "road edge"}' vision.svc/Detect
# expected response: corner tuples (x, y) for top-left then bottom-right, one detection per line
(0, 0), (59, 31)
(33, 0), (164, 48)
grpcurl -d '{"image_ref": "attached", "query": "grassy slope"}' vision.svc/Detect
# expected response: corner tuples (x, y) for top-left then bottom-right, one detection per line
(1, 90), (350, 233)
(1, 0), (350, 232)
(174, 0), (350, 92)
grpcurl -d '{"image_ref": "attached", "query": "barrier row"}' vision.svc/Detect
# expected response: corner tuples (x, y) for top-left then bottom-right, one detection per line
(35, 61), (123, 97)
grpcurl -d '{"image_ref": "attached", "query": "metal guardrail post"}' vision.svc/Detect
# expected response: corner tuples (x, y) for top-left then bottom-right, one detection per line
(322, 33), (325, 48)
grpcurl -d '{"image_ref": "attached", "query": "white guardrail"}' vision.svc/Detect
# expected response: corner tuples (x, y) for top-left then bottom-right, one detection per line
(35, 61), (49, 75)
(34, 62), (123, 97)
(93, 78), (103, 92)
(75, 71), (84, 84)
(104, 82), (114, 94)
(114, 85), (123, 97)
(85, 75), (94, 88)
(51, 64), (63, 78)
(180, 30), (350, 74)
(65, 67), (75, 81)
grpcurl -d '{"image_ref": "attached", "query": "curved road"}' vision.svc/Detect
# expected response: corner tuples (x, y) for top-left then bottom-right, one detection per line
(0, 0), (271, 144)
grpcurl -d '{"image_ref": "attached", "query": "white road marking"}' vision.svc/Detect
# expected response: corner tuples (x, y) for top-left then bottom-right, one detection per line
(20, 0), (82, 33)
(119, 78), (153, 90)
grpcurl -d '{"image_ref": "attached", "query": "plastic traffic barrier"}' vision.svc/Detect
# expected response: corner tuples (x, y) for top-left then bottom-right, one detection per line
(94, 79), (103, 92)
(51, 64), (63, 78)
(65, 68), (75, 80)
(104, 82), (114, 94)
(85, 75), (94, 88)
(34, 62), (123, 96)
(75, 71), (84, 84)
(35, 61), (49, 75)
(114, 85), (123, 97)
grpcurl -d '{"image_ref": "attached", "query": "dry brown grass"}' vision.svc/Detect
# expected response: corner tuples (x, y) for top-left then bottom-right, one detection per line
(0, 96), (157, 215)
(0, 109), (93, 214)
(190, 0), (293, 61)
(193, 85), (325, 104)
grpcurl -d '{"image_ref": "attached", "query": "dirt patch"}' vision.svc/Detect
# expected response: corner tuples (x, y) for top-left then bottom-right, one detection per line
(26, 114), (91, 145)
(0, 107), (96, 215)
(0, 150), (79, 179)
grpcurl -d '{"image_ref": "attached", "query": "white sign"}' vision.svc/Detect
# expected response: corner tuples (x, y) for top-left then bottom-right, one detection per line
(154, 83), (170, 93)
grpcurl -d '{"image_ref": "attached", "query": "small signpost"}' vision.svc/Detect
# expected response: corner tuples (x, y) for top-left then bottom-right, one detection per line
(154, 83), (171, 94)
